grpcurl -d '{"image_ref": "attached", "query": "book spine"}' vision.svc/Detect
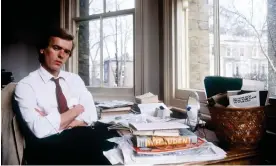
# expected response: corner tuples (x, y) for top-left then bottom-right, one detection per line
(135, 136), (195, 148)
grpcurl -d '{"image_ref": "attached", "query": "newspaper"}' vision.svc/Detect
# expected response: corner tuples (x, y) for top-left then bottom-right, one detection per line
(95, 100), (133, 108)
(99, 114), (171, 130)
(104, 136), (226, 165)
(228, 91), (260, 108)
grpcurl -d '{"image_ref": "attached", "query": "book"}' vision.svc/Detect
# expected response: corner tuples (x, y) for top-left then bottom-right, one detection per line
(100, 110), (130, 119)
(101, 106), (131, 112)
(133, 137), (206, 154)
(179, 128), (198, 142)
(133, 135), (197, 148)
(132, 129), (180, 137)
(135, 92), (159, 104)
(129, 122), (189, 131)
(132, 128), (197, 148)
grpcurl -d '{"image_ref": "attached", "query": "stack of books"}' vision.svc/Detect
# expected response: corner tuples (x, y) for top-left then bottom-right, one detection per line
(129, 122), (206, 155)
(95, 100), (133, 118)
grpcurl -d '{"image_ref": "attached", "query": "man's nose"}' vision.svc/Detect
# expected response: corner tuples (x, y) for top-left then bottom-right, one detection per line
(58, 50), (66, 58)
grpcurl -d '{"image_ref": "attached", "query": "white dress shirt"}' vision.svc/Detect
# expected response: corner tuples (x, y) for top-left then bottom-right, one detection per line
(15, 66), (98, 138)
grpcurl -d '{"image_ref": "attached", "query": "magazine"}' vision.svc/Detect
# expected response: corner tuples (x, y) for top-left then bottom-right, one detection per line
(133, 137), (206, 154)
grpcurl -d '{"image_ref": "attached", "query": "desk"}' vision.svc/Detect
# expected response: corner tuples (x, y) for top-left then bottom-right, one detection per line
(182, 148), (261, 165)
(100, 110), (262, 165)
(191, 128), (262, 165)
(166, 128), (262, 165)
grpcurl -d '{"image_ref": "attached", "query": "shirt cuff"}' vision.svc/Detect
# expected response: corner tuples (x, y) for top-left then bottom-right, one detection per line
(76, 112), (93, 126)
(46, 110), (61, 132)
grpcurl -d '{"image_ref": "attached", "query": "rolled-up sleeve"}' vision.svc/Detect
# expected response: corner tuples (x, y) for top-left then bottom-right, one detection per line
(15, 82), (61, 138)
(74, 76), (98, 125)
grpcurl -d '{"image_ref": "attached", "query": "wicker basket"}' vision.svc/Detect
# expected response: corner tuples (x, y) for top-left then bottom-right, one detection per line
(209, 106), (266, 150)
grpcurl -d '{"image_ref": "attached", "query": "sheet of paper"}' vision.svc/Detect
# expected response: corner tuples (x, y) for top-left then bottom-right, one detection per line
(229, 91), (260, 108)
(104, 136), (227, 165)
(129, 122), (189, 131)
(99, 114), (167, 129)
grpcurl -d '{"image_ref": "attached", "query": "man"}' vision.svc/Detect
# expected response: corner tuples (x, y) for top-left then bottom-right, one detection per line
(14, 28), (116, 164)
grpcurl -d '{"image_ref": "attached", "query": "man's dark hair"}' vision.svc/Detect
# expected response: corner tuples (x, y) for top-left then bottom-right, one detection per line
(38, 27), (75, 64)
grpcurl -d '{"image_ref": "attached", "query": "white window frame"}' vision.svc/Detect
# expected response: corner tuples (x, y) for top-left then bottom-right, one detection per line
(163, 0), (208, 109)
(163, 0), (220, 119)
(60, 0), (144, 100)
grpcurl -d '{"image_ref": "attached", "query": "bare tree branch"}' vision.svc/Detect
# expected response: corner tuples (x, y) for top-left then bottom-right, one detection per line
(250, 0), (253, 23)
(221, 6), (276, 73)
(89, 0), (94, 6)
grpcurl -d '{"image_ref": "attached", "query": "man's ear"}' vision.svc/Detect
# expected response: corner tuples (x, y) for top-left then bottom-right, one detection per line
(40, 49), (44, 54)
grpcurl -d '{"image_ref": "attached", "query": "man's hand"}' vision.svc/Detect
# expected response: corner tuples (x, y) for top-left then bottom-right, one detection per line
(71, 104), (85, 116)
(67, 120), (88, 129)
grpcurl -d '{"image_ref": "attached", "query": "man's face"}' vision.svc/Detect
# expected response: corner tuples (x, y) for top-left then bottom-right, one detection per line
(40, 37), (73, 73)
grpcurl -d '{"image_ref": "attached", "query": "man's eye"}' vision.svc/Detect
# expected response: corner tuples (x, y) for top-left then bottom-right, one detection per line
(52, 46), (60, 50)
(65, 50), (71, 55)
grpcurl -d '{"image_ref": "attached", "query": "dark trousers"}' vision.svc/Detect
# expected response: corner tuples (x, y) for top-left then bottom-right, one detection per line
(24, 124), (118, 165)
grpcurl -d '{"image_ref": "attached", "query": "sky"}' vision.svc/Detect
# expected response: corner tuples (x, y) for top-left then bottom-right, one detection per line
(219, 0), (267, 30)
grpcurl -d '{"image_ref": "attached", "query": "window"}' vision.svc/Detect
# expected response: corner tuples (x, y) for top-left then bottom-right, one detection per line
(164, 0), (272, 108)
(225, 63), (233, 77)
(239, 47), (244, 57)
(218, 0), (268, 86)
(178, 0), (269, 90)
(77, 0), (134, 88)
(226, 47), (232, 57)
(251, 62), (258, 74)
(252, 47), (258, 58)
(60, 0), (139, 99)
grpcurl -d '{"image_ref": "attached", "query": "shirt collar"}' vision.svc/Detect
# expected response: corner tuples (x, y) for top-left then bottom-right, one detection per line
(38, 65), (68, 83)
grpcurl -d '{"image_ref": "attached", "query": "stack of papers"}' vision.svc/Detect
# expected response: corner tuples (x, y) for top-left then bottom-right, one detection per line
(104, 136), (227, 165)
(95, 100), (133, 109)
(99, 114), (168, 130)
(129, 122), (189, 131)
(135, 92), (159, 104)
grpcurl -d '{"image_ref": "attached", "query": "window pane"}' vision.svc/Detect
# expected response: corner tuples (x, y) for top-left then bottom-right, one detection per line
(106, 0), (135, 12)
(79, 0), (103, 16)
(78, 20), (101, 86)
(219, 0), (268, 87)
(78, 15), (134, 88)
(103, 15), (134, 87)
